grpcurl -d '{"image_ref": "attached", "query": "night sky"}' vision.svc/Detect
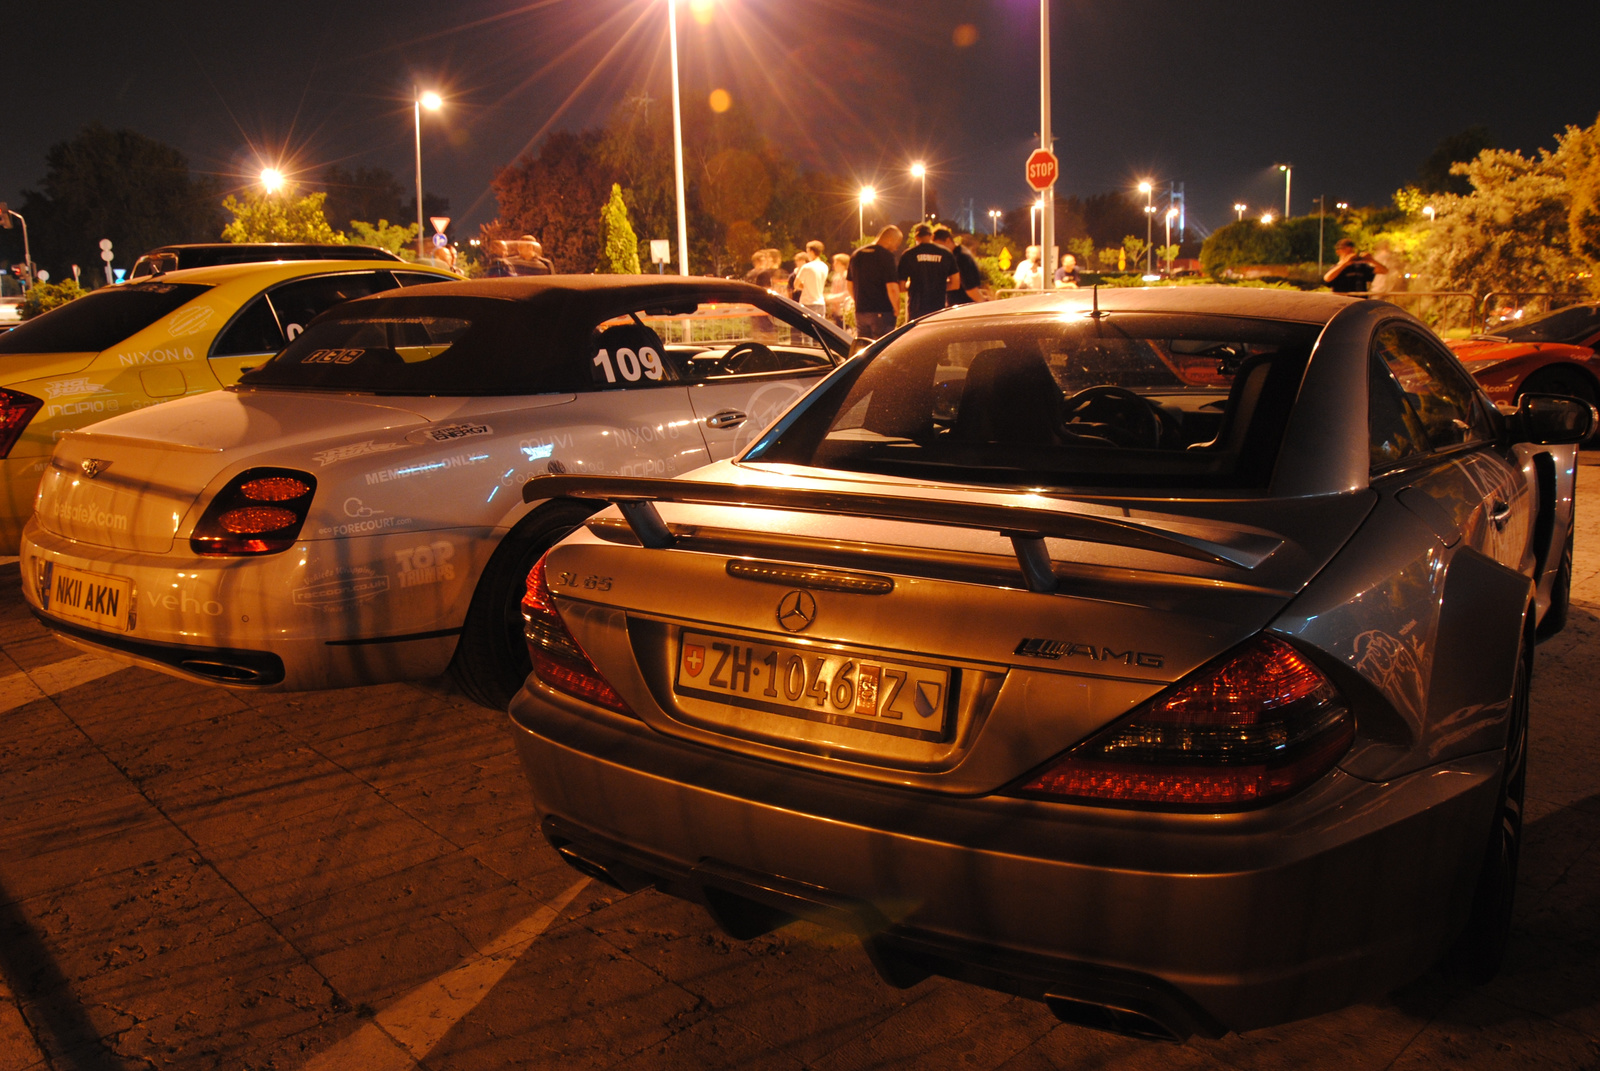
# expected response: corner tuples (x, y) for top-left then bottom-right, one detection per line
(8, 0), (1598, 246)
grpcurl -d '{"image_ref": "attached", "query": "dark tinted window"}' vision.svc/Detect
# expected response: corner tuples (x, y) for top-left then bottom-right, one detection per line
(1373, 324), (1493, 454)
(750, 312), (1321, 491)
(211, 295), (283, 357)
(0, 282), (212, 354)
(1499, 303), (1600, 345)
(267, 273), (397, 341)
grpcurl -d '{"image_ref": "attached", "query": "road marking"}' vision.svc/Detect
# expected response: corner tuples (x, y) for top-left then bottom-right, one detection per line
(300, 876), (591, 1071)
(0, 654), (127, 714)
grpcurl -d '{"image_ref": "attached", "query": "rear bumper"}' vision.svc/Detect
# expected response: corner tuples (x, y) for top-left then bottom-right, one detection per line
(510, 684), (1502, 1035)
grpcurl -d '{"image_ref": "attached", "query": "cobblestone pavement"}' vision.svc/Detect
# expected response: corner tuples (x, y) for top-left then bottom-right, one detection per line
(3, 465), (1600, 1071)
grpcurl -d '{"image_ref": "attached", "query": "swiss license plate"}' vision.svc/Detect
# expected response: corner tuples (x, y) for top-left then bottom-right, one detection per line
(43, 564), (133, 632)
(675, 631), (952, 742)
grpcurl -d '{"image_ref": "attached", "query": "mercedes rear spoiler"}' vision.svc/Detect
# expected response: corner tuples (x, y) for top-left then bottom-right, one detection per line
(522, 474), (1281, 594)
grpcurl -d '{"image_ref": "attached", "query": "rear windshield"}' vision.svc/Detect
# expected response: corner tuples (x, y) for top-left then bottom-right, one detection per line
(748, 312), (1323, 491)
(0, 282), (212, 354)
(241, 315), (488, 392)
(1498, 304), (1600, 344)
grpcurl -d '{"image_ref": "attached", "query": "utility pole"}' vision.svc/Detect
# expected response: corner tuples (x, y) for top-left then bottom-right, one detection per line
(1038, 0), (1054, 292)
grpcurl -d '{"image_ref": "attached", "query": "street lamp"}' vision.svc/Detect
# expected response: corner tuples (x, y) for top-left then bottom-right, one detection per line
(988, 209), (1001, 236)
(911, 162), (927, 221)
(259, 168), (285, 194)
(1260, 212), (1274, 225)
(1164, 206), (1177, 275)
(1423, 205), (1436, 223)
(1139, 181), (1154, 272)
(666, 0), (691, 274)
(1234, 203), (1247, 222)
(414, 88), (443, 261)
(1276, 163), (1292, 218)
(1030, 198), (1042, 247)
(858, 186), (875, 245)
(2, 207), (32, 286)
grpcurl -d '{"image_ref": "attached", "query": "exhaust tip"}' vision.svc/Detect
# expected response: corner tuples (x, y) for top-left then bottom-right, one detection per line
(179, 659), (270, 684)
(1044, 993), (1189, 1043)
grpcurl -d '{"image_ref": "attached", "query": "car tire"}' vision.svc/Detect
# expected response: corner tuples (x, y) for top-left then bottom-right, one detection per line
(1517, 367), (1599, 443)
(449, 500), (597, 710)
(1536, 538), (1573, 642)
(1443, 637), (1529, 983)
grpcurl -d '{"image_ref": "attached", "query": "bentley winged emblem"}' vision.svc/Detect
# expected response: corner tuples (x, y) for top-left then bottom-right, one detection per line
(775, 590), (817, 633)
(80, 458), (108, 479)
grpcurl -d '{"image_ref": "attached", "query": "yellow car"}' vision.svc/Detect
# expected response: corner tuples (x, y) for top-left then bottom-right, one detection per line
(0, 258), (456, 551)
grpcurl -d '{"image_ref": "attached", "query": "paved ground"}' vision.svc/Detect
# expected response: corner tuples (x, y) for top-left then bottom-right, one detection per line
(3, 467), (1600, 1071)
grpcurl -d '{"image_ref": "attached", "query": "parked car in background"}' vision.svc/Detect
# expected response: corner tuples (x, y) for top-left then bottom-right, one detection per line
(20, 276), (851, 709)
(0, 274), (24, 326)
(128, 242), (402, 280)
(1449, 301), (1600, 411)
(507, 287), (1589, 1038)
(0, 259), (456, 551)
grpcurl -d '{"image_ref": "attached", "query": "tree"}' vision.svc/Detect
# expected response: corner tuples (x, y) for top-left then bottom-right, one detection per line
(596, 184), (641, 273)
(347, 220), (420, 257)
(1200, 220), (1293, 276)
(1419, 126), (1494, 196)
(491, 129), (611, 274)
(319, 165), (406, 233)
(221, 190), (346, 244)
(18, 123), (223, 280)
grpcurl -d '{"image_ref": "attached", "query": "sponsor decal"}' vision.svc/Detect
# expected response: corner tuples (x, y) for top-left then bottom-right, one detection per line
(1014, 637), (1164, 669)
(411, 422), (492, 445)
(316, 515), (413, 538)
(43, 377), (110, 399)
(53, 502), (129, 531)
(312, 440), (406, 468)
(344, 497), (382, 518)
(519, 434), (573, 459)
(395, 540), (456, 589)
(618, 458), (670, 477)
(47, 399), (120, 419)
(142, 585), (223, 616)
(301, 348), (366, 365)
(116, 346), (196, 367)
(364, 451), (488, 485)
(166, 305), (216, 337)
(292, 566), (390, 611)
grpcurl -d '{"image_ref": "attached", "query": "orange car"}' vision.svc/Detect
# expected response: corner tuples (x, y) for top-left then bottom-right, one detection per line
(1447, 302), (1600, 410)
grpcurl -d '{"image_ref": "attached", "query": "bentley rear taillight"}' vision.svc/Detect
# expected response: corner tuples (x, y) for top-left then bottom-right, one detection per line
(190, 468), (315, 555)
(0, 388), (42, 458)
(522, 554), (633, 715)
(1015, 635), (1352, 810)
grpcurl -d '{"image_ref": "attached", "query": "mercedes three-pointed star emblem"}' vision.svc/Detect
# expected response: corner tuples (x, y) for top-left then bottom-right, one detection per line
(775, 589), (817, 632)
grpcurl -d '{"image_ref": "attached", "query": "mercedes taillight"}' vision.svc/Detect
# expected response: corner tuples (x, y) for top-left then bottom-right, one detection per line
(522, 554), (633, 715)
(190, 469), (316, 555)
(0, 388), (42, 458)
(1014, 634), (1353, 810)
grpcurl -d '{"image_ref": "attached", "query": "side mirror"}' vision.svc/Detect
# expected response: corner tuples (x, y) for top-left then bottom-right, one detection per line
(848, 337), (873, 358)
(1512, 393), (1597, 444)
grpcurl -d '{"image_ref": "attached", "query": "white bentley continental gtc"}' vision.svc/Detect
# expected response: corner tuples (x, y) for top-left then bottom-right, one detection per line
(19, 276), (851, 707)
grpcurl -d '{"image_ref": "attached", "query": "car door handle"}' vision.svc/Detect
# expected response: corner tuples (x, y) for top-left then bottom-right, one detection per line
(706, 409), (747, 430)
(1490, 499), (1511, 529)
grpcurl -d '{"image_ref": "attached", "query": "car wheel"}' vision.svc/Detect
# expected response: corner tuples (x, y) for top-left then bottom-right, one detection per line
(1518, 367), (1599, 443)
(449, 500), (597, 710)
(1537, 539), (1573, 641)
(1444, 639), (1529, 982)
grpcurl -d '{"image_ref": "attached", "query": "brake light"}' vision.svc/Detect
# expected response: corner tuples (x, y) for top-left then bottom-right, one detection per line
(0, 388), (42, 458)
(1014, 635), (1353, 810)
(190, 468), (315, 555)
(522, 554), (633, 715)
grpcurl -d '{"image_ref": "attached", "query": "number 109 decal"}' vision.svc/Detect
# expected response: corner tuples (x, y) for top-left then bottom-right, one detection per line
(593, 347), (666, 384)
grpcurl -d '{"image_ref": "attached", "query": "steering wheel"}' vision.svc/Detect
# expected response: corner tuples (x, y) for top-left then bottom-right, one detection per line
(721, 341), (779, 375)
(1061, 385), (1164, 449)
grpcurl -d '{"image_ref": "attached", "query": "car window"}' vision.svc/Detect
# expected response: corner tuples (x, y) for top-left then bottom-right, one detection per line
(266, 272), (398, 342)
(749, 312), (1321, 492)
(0, 281), (212, 354)
(1372, 324), (1494, 454)
(584, 297), (834, 392)
(1368, 350), (1429, 472)
(394, 271), (450, 287)
(1499, 303), (1600, 345)
(211, 294), (284, 358)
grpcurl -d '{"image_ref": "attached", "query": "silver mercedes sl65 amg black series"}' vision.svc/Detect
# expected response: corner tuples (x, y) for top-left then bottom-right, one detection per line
(502, 287), (1593, 1038)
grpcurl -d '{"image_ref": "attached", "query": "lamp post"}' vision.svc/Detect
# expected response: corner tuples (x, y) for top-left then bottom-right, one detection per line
(1038, 0), (1055, 296)
(666, 0), (691, 274)
(1164, 206), (1177, 275)
(1234, 203), (1247, 222)
(414, 88), (443, 262)
(911, 162), (927, 221)
(3, 208), (32, 286)
(988, 209), (1001, 236)
(1030, 199), (1041, 247)
(1276, 163), (1292, 218)
(1313, 195), (1326, 278)
(259, 168), (285, 194)
(858, 186), (875, 245)
(1139, 181), (1153, 273)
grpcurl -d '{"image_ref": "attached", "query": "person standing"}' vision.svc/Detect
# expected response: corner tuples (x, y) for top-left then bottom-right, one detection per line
(1324, 239), (1388, 293)
(897, 223), (959, 322)
(1013, 244), (1041, 290)
(936, 228), (989, 306)
(826, 252), (852, 328)
(847, 225), (903, 338)
(795, 241), (830, 318)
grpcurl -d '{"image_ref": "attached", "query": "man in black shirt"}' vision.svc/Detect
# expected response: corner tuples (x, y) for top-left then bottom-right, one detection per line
(1324, 239), (1387, 293)
(936, 227), (989, 306)
(898, 223), (959, 321)
(847, 226), (903, 338)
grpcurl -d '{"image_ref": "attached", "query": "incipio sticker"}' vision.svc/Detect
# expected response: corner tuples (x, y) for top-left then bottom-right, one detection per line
(408, 422), (492, 445)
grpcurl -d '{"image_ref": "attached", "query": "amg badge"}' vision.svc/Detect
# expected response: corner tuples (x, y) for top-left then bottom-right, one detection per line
(1015, 637), (1164, 669)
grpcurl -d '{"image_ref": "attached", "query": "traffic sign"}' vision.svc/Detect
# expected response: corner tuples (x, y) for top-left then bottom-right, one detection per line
(1025, 150), (1059, 191)
(433, 233), (449, 248)
(430, 216), (450, 235)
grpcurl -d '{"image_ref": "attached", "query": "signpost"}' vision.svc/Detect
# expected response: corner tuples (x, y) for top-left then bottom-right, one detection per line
(649, 239), (671, 274)
(1036, 0), (1055, 292)
(100, 238), (114, 286)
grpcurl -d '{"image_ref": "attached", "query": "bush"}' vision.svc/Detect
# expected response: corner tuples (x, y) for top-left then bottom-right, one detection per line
(595, 184), (641, 274)
(21, 280), (85, 319)
(1201, 217), (1344, 277)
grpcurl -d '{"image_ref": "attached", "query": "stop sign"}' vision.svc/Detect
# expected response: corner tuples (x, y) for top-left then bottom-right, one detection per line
(1026, 149), (1059, 191)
